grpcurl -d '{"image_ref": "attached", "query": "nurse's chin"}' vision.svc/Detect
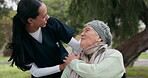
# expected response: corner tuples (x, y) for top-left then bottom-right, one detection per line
(41, 25), (46, 27)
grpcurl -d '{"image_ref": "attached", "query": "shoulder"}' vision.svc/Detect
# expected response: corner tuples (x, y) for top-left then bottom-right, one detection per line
(107, 49), (121, 53)
(47, 17), (60, 24)
(48, 17), (55, 21)
(46, 17), (65, 28)
(106, 49), (123, 58)
(46, 17), (60, 29)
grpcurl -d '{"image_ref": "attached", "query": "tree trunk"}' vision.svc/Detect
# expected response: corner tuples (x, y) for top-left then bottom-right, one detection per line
(116, 27), (148, 67)
(116, 0), (148, 67)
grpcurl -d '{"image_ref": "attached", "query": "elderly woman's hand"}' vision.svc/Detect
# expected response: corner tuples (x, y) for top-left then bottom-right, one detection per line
(63, 53), (81, 64)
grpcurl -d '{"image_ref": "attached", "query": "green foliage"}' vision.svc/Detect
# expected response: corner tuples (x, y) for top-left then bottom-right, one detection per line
(144, 0), (148, 8)
(0, 17), (9, 49)
(0, 0), (18, 54)
(0, 0), (4, 4)
(0, 0), (19, 18)
(0, 11), (16, 51)
(42, 0), (80, 36)
(0, 0), (12, 18)
(69, 0), (147, 47)
(42, 0), (69, 23)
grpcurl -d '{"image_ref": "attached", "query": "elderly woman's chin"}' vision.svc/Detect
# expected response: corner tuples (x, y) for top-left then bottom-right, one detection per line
(80, 40), (86, 49)
(80, 40), (90, 49)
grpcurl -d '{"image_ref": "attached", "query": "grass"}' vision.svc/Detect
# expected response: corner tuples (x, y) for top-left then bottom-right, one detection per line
(126, 67), (148, 78)
(0, 63), (30, 78)
(0, 56), (9, 61)
(138, 53), (148, 59)
(0, 63), (148, 78)
(0, 53), (147, 78)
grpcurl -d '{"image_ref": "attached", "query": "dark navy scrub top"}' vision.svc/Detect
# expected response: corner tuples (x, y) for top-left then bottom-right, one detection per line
(23, 17), (74, 78)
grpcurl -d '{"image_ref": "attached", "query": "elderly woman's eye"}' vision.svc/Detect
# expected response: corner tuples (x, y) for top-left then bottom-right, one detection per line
(86, 29), (89, 31)
(86, 29), (92, 31)
(43, 16), (46, 18)
(83, 29), (89, 32)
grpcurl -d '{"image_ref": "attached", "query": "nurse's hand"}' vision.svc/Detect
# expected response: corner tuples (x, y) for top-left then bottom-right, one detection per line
(60, 63), (66, 71)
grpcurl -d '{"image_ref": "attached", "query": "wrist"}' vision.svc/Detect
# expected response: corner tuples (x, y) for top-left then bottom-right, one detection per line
(59, 63), (66, 71)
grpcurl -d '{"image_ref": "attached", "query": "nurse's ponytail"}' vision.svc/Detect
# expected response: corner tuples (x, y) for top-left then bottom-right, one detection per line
(8, 13), (27, 71)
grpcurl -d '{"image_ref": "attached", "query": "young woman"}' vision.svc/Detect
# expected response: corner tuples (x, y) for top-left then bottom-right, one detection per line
(8, 0), (82, 78)
(61, 20), (126, 78)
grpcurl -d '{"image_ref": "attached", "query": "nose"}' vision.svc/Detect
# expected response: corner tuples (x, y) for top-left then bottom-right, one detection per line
(81, 32), (85, 36)
(46, 14), (50, 20)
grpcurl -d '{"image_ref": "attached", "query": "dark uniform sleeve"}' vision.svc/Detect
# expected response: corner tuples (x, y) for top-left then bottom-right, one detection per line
(47, 17), (74, 43)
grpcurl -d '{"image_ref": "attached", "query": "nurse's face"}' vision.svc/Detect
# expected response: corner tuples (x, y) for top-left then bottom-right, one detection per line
(80, 26), (102, 49)
(31, 3), (49, 28)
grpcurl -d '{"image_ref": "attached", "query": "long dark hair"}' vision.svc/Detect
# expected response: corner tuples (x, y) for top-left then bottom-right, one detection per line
(8, 0), (42, 71)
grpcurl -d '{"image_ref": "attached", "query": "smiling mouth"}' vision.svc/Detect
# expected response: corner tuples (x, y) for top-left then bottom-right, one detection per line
(81, 38), (84, 40)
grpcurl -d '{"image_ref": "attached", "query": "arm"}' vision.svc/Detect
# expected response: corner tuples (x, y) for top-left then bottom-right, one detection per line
(29, 63), (66, 77)
(64, 52), (125, 78)
(68, 37), (82, 53)
(47, 17), (74, 44)
(47, 18), (82, 53)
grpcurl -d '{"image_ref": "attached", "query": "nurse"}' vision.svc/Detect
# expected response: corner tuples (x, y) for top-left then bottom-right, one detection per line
(8, 0), (82, 78)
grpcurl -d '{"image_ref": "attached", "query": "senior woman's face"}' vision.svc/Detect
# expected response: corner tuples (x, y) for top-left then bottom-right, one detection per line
(80, 26), (101, 49)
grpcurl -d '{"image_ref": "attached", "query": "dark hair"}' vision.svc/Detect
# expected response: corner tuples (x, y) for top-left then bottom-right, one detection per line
(8, 0), (42, 71)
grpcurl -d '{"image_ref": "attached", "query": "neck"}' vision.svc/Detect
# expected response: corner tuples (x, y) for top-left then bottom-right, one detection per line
(26, 24), (39, 33)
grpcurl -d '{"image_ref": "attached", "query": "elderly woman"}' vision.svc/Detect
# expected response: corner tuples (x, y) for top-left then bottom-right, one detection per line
(61, 20), (126, 78)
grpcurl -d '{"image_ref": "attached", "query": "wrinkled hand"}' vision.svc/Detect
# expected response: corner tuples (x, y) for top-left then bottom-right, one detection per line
(63, 53), (81, 64)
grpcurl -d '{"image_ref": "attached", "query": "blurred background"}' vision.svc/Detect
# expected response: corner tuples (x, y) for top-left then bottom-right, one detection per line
(0, 0), (148, 78)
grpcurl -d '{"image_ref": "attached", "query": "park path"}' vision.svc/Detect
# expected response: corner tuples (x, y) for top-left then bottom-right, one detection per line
(133, 59), (148, 67)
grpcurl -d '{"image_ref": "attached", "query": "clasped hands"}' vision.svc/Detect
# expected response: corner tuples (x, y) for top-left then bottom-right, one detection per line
(60, 53), (81, 71)
(63, 53), (81, 64)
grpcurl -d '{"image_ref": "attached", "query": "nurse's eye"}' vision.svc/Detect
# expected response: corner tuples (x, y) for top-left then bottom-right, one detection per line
(43, 16), (46, 18)
(42, 14), (48, 18)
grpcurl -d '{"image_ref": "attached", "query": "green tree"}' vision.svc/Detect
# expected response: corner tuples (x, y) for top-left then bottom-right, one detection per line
(42, 0), (69, 23)
(0, 11), (16, 55)
(0, 0), (10, 18)
(68, 0), (148, 67)
(0, 0), (17, 55)
(0, 0), (9, 54)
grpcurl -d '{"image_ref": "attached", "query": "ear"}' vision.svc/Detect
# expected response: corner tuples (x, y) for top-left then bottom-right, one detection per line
(27, 18), (34, 24)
